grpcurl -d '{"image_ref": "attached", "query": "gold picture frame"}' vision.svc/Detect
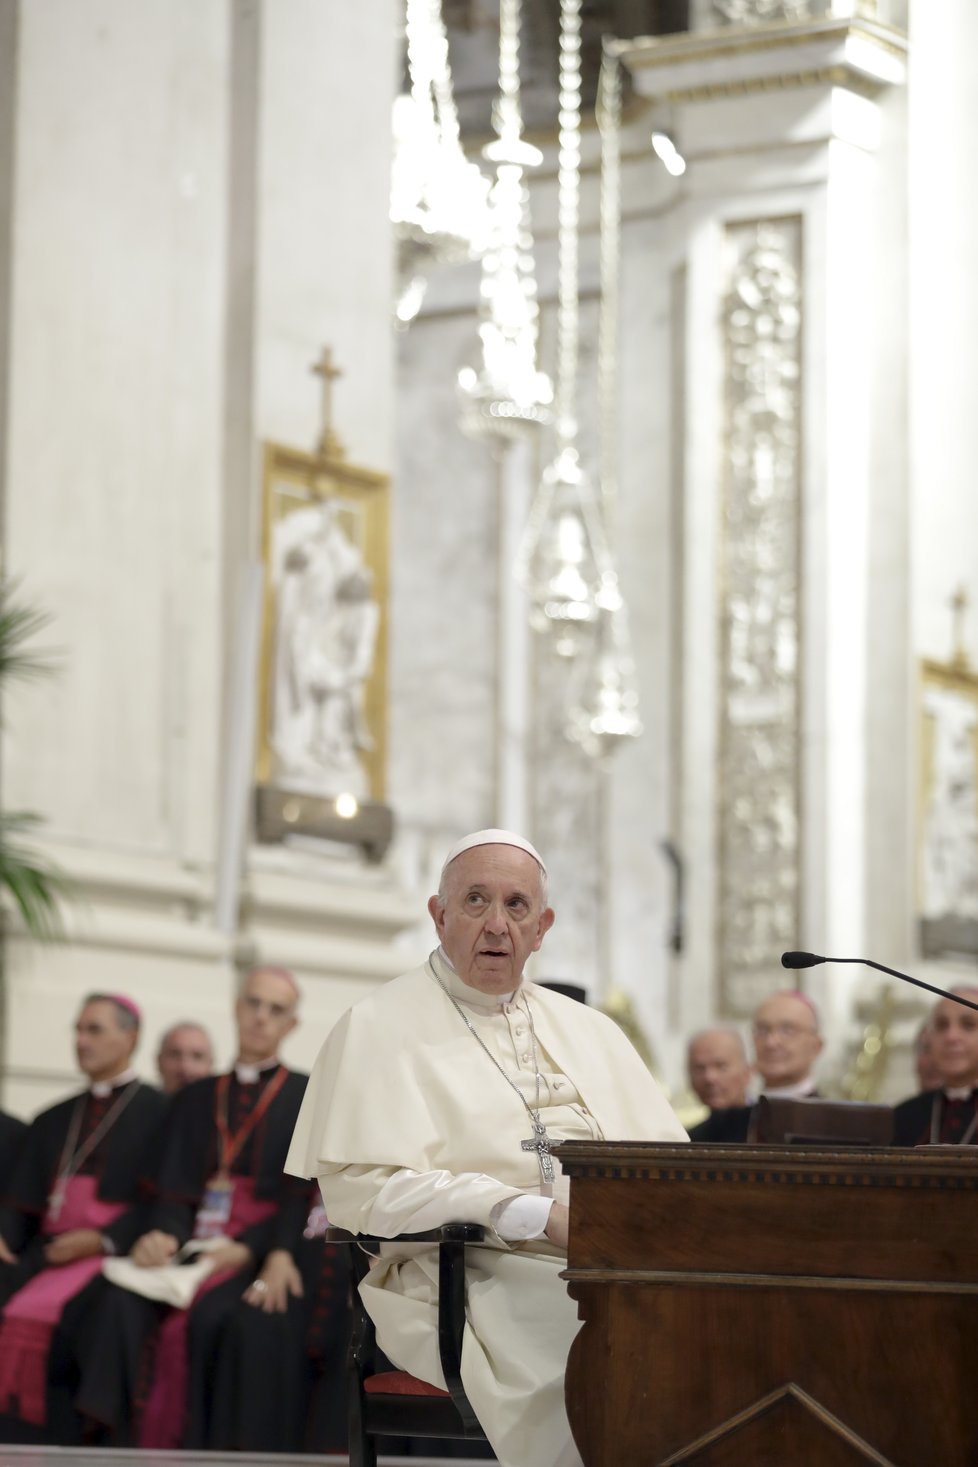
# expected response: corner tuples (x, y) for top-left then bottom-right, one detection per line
(255, 439), (390, 805)
(917, 656), (978, 957)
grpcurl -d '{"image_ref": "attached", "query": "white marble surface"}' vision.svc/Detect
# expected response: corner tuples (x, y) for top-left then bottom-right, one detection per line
(387, 309), (498, 835)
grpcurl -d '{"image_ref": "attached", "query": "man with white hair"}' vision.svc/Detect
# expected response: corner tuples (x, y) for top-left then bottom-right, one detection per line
(288, 829), (687, 1467)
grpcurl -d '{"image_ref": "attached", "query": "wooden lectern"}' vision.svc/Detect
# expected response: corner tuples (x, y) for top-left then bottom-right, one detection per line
(555, 1141), (978, 1466)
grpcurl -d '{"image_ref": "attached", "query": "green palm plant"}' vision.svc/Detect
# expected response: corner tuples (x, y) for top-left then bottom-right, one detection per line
(0, 583), (68, 940)
(0, 582), (70, 1088)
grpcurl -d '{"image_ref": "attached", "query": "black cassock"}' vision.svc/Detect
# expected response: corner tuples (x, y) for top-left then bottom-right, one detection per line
(892, 1087), (978, 1146)
(688, 1104), (753, 1142)
(69, 1065), (326, 1452)
(0, 1081), (167, 1441)
(0, 1082), (166, 1306)
(0, 1111), (27, 1194)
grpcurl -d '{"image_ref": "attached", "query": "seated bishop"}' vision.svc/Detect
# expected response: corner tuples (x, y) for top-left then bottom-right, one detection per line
(0, 993), (166, 1437)
(287, 829), (688, 1467)
(70, 964), (311, 1452)
(892, 988), (978, 1146)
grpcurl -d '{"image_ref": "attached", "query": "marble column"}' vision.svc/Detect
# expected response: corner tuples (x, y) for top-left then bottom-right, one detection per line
(621, 9), (909, 1077)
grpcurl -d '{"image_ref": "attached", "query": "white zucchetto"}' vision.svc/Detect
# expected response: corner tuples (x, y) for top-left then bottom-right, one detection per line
(440, 828), (547, 879)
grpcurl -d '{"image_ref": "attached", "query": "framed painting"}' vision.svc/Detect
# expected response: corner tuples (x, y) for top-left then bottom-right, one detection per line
(255, 440), (390, 810)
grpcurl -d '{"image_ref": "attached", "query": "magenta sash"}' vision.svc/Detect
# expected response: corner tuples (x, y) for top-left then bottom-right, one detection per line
(137, 1175), (277, 1449)
(0, 1175), (125, 1425)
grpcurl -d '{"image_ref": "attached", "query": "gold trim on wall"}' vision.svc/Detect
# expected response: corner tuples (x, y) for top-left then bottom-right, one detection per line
(917, 657), (978, 958)
(255, 440), (390, 804)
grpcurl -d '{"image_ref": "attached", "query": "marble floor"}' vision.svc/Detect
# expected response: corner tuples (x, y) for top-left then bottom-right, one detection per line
(0, 1454), (489, 1467)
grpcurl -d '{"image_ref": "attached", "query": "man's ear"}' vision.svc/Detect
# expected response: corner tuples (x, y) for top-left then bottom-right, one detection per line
(427, 894), (445, 940)
(533, 906), (556, 950)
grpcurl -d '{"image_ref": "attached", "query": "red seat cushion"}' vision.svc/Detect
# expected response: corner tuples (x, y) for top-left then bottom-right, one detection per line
(365, 1370), (450, 1398)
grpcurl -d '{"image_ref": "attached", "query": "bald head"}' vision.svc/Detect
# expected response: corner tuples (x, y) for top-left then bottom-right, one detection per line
(752, 990), (823, 1090)
(234, 967), (300, 1065)
(157, 1022), (215, 1094)
(687, 1026), (751, 1111)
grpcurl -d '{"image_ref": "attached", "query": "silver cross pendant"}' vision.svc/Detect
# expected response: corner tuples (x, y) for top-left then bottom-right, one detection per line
(522, 1118), (555, 1194)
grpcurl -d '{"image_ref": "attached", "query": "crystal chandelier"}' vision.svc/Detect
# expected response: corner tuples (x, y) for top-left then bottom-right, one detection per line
(517, 0), (612, 650)
(391, 0), (491, 327)
(565, 45), (643, 754)
(457, 0), (553, 438)
(519, 25), (643, 753)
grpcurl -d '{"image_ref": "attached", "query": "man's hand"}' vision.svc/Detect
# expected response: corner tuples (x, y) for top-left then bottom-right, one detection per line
(131, 1230), (179, 1268)
(0, 1235), (17, 1266)
(243, 1248), (304, 1314)
(43, 1229), (105, 1265)
(206, 1240), (253, 1275)
(544, 1201), (569, 1251)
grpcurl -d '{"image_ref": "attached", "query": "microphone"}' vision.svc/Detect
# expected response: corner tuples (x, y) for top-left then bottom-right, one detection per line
(780, 952), (978, 1015)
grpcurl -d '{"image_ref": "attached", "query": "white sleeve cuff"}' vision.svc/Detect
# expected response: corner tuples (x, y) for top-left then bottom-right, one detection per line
(490, 1193), (554, 1242)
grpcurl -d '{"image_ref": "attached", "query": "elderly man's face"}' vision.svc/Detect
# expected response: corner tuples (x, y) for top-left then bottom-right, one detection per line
(234, 969), (298, 1063)
(428, 845), (555, 995)
(157, 1025), (214, 1094)
(915, 1024), (943, 1092)
(752, 993), (823, 1089)
(930, 996), (978, 1088)
(688, 1031), (751, 1110)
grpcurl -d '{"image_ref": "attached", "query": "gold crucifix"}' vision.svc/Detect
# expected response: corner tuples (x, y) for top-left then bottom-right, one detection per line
(312, 346), (346, 461)
(950, 584), (971, 670)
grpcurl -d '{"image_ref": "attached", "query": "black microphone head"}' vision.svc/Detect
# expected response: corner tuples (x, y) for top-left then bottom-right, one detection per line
(781, 951), (825, 970)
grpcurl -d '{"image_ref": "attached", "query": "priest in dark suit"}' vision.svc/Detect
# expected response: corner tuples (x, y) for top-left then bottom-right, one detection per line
(72, 965), (313, 1451)
(690, 990), (823, 1142)
(893, 987), (978, 1146)
(0, 993), (166, 1433)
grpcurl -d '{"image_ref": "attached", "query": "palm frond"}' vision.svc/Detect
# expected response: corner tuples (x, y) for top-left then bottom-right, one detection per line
(0, 811), (70, 941)
(0, 581), (58, 684)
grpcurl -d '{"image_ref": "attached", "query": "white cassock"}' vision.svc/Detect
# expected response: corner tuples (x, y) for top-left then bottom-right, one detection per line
(286, 947), (688, 1467)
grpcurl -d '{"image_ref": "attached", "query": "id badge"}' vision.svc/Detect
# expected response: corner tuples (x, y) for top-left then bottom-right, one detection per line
(303, 1201), (329, 1239)
(193, 1174), (234, 1239)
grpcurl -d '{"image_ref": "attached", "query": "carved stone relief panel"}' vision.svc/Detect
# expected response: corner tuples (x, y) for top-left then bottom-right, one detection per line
(711, 0), (821, 23)
(709, 0), (883, 21)
(717, 218), (803, 1017)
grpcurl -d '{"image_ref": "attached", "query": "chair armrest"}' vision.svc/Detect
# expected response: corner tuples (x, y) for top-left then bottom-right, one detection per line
(326, 1223), (485, 1245)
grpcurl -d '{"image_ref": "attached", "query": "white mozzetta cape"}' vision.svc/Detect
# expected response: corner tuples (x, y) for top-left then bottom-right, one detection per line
(286, 954), (687, 1188)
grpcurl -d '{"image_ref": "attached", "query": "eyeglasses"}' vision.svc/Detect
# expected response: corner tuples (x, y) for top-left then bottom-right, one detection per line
(752, 1022), (817, 1040)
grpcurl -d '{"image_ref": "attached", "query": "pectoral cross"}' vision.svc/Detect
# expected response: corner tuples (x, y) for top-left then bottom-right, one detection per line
(47, 1176), (67, 1223)
(522, 1118), (555, 1195)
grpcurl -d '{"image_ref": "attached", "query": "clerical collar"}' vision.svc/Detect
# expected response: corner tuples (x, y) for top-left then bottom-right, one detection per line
(431, 946), (518, 1011)
(761, 1076), (817, 1100)
(944, 1086), (977, 1102)
(234, 1056), (281, 1085)
(90, 1067), (138, 1099)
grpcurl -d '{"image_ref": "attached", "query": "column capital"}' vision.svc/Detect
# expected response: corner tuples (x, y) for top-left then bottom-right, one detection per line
(617, 15), (907, 107)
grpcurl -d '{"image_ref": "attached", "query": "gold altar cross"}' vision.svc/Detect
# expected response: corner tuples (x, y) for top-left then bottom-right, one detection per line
(312, 346), (345, 460)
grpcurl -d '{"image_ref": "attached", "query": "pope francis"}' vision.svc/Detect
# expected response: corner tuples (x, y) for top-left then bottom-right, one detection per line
(286, 829), (687, 1467)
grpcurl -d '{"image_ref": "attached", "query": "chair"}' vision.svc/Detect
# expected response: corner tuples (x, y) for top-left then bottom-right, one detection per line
(751, 1095), (894, 1146)
(328, 1222), (488, 1467)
